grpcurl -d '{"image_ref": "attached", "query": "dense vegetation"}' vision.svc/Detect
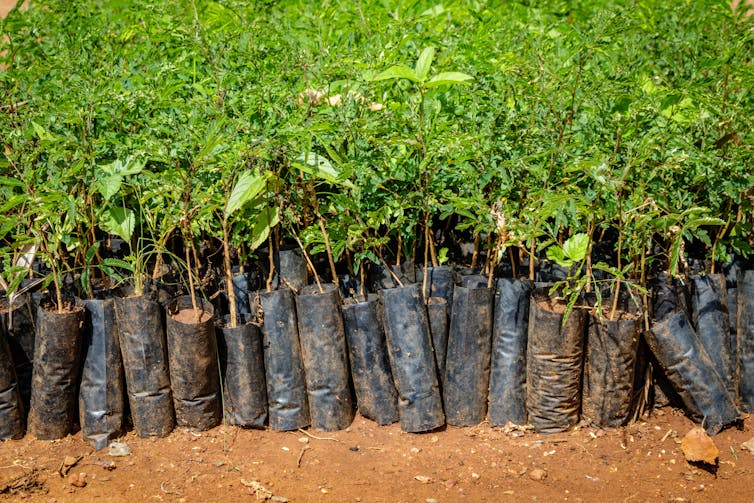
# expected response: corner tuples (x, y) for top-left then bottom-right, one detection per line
(1, 0), (753, 314)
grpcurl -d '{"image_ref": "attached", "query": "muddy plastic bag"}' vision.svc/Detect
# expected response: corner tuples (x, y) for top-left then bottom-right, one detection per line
(444, 285), (494, 426)
(690, 274), (735, 397)
(166, 296), (221, 431)
(296, 285), (354, 431)
(381, 284), (444, 432)
(217, 314), (267, 427)
(259, 288), (309, 431)
(526, 291), (586, 433)
(739, 270), (754, 411)
(421, 266), (454, 315)
(114, 292), (174, 438)
(582, 312), (642, 427)
(342, 300), (399, 425)
(488, 278), (533, 426)
(79, 298), (125, 449)
(28, 302), (85, 440)
(647, 311), (739, 435)
(0, 333), (24, 440)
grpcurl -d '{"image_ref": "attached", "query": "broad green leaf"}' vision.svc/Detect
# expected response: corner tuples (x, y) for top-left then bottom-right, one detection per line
(415, 47), (435, 81)
(226, 171), (267, 217)
(100, 207), (135, 243)
(293, 152), (354, 188)
(372, 65), (419, 83)
(95, 174), (123, 200)
(562, 233), (589, 263)
(30, 121), (53, 141)
(546, 245), (569, 267)
(425, 72), (473, 88)
(249, 206), (280, 251)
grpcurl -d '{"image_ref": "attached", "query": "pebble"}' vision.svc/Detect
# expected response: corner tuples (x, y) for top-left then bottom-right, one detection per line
(444, 479), (456, 489)
(426, 499), (439, 503)
(271, 497), (288, 502)
(471, 473), (480, 480)
(108, 442), (131, 457)
(410, 447), (421, 454)
(298, 437), (310, 444)
(415, 475), (432, 484)
(529, 468), (547, 481)
(67, 472), (87, 488)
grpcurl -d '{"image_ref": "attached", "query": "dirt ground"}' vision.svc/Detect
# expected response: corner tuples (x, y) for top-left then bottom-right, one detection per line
(1, 409), (753, 502)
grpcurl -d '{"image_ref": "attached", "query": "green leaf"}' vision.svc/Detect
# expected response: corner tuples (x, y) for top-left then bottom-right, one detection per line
(226, 171), (267, 218)
(546, 245), (569, 267)
(425, 72), (473, 88)
(100, 207), (135, 243)
(562, 233), (589, 263)
(249, 206), (280, 251)
(95, 174), (123, 200)
(372, 65), (419, 83)
(415, 47), (435, 81)
(101, 258), (135, 273)
(293, 152), (354, 188)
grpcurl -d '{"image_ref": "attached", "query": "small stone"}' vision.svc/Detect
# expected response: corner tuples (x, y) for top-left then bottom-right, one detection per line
(349, 446), (359, 452)
(426, 499), (439, 503)
(529, 468), (547, 481)
(444, 479), (456, 489)
(430, 436), (439, 443)
(108, 442), (131, 457)
(298, 437), (310, 444)
(212, 460), (225, 467)
(415, 475), (432, 484)
(67, 472), (87, 488)
(271, 497), (288, 502)
(282, 447), (290, 452)
(410, 447), (421, 454)
(320, 488), (329, 494)
(471, 472), (480, 480)
(740, 437), (754, 452)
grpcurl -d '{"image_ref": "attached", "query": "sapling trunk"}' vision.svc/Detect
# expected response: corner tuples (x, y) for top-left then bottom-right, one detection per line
(266, 229), (275, 292)
(290, 227), (322, 293)
(222, 217), (238, 328)
(471, 235), (481, 268)
(529, 239), (536, 281)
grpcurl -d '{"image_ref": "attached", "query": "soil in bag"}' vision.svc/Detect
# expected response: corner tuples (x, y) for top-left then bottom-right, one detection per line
(296, 284), (354, 431)
(426, 298), (449, 390)
(739, 270), (754, 411)
(166, 296), (221, 431)
(217, 314), (267, 427)
(690, 274), (735, 397)
(342, 299), (399, 425)
(0, 294), (35, 417)
(381, 283), (444, 432)
(651, 276), (689, 408)
(114, 292), (174, 438)
(28, 299), (85, 440)
(526, 290), (586, 433)
(582, 310), (642, 427)
(444, 285), (494, 426)
(488, 278), (533, 427)
(79, 297), (125, 449)
(646, 310), (739, 435)
(0, 332), (24, 440)
(259, 288), (309, 431)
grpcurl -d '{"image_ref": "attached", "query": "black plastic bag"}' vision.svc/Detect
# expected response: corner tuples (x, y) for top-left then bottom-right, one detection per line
(381, 284), (444, 432)
(114, 292), (174, 438)
(0, 294), (34, 418)
(739, 270), (754, 411)
(426, 298), (449, 389)
(79, 298), (125, 449)
(646, 311), (739, 435)
(582, 312), (641, 427)
(526, 291), (586, 433)
(342, 299), (399, 425)
(166, 296), (221, 431)
(28, 302), (85, 440)
(690, 274), (735, 396)
(421, 266), (454, 316)
(444, 285), (494, 426)
(259, 288), (309, 430)
(216, 314), (267, 427)
(278, 249), (308, 291)
(488, 278), (533, 426)
(0, 332), (24, 440)
(296, 285), (354, 431)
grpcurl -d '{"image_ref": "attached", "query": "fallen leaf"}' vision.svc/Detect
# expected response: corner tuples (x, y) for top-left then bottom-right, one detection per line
(680, 427), (718, 465)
